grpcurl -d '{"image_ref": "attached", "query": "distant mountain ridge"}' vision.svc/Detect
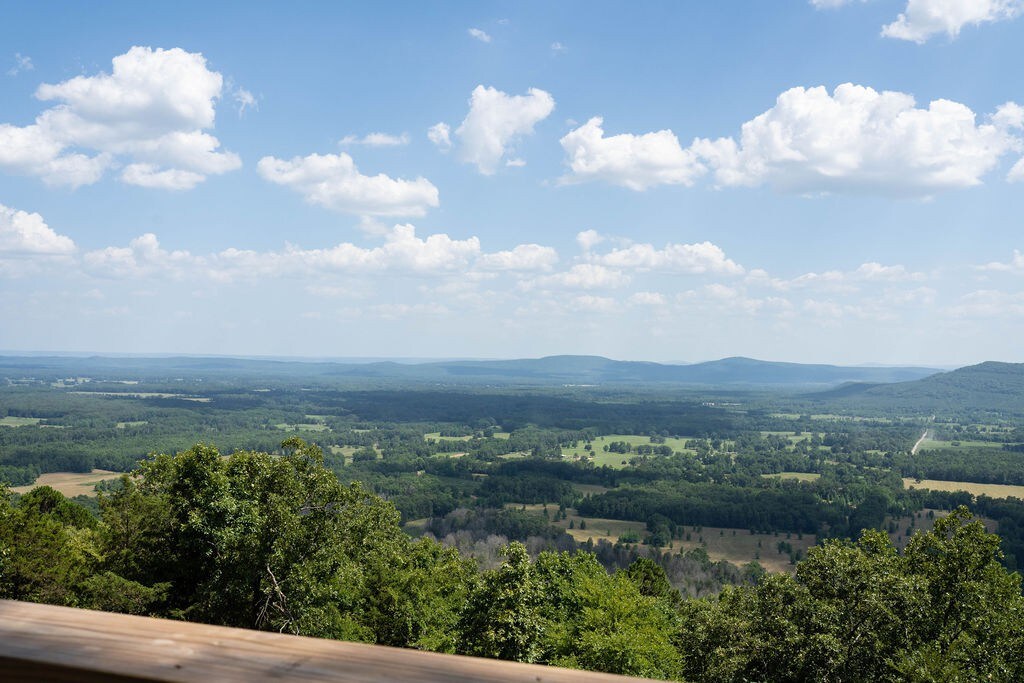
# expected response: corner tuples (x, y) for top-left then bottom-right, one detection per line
(342, 355), (940, 386)
(0, 354), (941, 388)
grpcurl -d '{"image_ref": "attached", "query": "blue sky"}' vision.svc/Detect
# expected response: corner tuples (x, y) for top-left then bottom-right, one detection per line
(1, 0), (1023, 365)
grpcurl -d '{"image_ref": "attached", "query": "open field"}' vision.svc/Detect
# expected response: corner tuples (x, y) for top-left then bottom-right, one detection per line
(761, 431), (825, 445)
(916, 437), (1009, 452)
(68, 391), (211, 402)
(402, 517), (430, 537)
(505, 504), (647, 546)
(903, 478), (1024, 499)
(329, 444), (381, 463)
(762, 472), (821, 482)
(0, 416), (43, 427)
(115, 421), (148, 429)
(958, 424), (1016, 436)
(886, 509), (998, 552)
(669, 524), (816, 574)
(424, 432), (473, 442)
(274, 422), (330, 432)
(511, 502), (814, 574)
(768, 413), (894, 423)
(12, 469), (125, 497)
(561, 434), (697, 469)
(561, 510), (815, 574)
(421, 431), (509, 442)
(329, 445), (359, 462)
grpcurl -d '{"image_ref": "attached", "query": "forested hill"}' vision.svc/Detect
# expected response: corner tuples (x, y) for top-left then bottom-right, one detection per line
(0, 355), (939, 388)
(813, 361), (1024, 415)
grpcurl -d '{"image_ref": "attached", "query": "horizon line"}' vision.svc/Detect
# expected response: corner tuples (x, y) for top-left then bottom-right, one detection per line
(0, 349), (969, 370)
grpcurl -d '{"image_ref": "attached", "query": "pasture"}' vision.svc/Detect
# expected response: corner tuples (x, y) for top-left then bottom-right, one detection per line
(0, 416), (42, 427)
(669, 524), (816, 574)
(760, 430), (824, 444)
(11, 469), (125, 497)
(68, 391), (211, 402)
(903, 478), (1024, 499)
(329, 444), (381, 463)
(424, 432), (473, 442)
(513, 502), (815, 574)
(885, 509), (998, 552)
(761, 472), (821, 482)
(561, 434), (697, 469)
(274, 422), (330, 432)
(916, 437), (1008, 452)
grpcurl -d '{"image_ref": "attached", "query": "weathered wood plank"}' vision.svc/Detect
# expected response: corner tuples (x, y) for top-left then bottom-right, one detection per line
(0, 600), (656, 683)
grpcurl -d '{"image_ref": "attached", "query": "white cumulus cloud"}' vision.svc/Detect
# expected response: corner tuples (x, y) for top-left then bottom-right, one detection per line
(980, 249), (1024, 271)
(477, 243), (558, 271)
(340, 132), (410, 147)
(83, 233), (197, 279)
(692, 83), (1022, 196)
(576, 229), (605, 252)
(234, 87), (257, 117)
(947, 289), (1024, 317)
(1009, 157), (1024, 182)
(530, 263), (630, 290)
(882, 0), (1023, 43)
(468, 28), (492, 43)
(590, 240), (744, 275)
(257, 152), (439, 216)
(266, 224), (480, 274)
(121, 164), (205, 190)
(1, 204), (567, 287)
(629, 291), (667, 306)
(455, 85), (555, 174)
(559, 117), (705, 190)
(427, 122), (452, 151)
(0, 46), (241, 189)
(0, 203), (75, 255)
(573, 295), (618, 313)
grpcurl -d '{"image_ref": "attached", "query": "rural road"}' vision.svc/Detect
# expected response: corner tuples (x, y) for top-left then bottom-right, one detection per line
(911, 429), (930, 455)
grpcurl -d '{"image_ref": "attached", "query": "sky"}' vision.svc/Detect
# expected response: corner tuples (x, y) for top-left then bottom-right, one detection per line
(1, 0), (1023, 366)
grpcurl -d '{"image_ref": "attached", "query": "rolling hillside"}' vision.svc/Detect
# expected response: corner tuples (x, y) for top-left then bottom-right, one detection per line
(813, 361), (1024, 415)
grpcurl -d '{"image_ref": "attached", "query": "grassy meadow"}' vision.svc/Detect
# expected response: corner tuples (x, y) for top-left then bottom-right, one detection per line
(11, 470), (125, 497)
(561, 434), (698, 468)
(903, 478), (1024, 499)
(0, 416), (43, 427)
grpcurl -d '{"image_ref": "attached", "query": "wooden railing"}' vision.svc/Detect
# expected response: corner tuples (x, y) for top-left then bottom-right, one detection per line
(0, 600), (656, 682)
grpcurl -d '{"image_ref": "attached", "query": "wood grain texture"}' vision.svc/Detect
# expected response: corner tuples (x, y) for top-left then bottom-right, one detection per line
(0, 600), (656, 683)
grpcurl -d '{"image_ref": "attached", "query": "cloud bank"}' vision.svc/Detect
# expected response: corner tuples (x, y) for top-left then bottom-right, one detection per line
(562, 84), (1023, 197)
(0, 46), (241, 189)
